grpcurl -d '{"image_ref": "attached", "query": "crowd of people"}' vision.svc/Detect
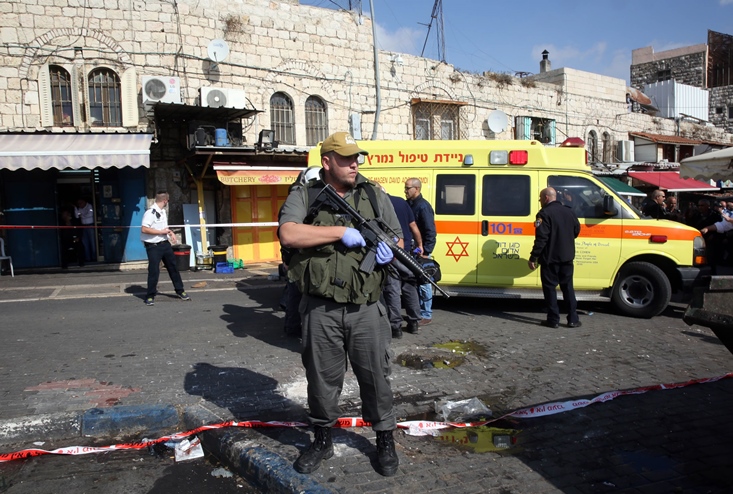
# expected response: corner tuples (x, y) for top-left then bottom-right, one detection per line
(642, 190), (733, 271)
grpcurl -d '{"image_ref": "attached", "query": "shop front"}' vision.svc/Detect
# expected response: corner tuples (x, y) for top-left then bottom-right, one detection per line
(0, 132), (152, 269)
(215, 166), (304, 262)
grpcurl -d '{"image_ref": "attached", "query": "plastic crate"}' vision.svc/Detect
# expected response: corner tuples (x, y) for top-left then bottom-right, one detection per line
(215, 262), (234, 274)
(227, 259), (244, 269)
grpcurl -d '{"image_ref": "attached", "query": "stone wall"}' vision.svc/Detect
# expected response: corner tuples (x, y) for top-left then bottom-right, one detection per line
(0, 0), (730, 151)
(630, 45), (707, 90)
(710, 86), (733, 131)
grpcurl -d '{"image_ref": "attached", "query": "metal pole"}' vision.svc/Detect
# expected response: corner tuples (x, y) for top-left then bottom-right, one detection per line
(370, 0), (381, 140)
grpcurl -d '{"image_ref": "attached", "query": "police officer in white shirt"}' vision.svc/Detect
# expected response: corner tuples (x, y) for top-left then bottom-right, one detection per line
(140, 191), (190, 306)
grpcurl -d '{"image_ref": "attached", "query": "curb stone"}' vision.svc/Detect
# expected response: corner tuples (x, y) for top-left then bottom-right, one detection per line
(184, 404), (330, 494)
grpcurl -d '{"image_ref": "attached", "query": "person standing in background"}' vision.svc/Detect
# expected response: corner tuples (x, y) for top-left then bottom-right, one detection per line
(405, 178), (436, 326)
(383, 193), (423, 338)
(642, 190), (668, 219)
(664, 195), (683, 222)
(59, 209), (84, 268)
(74, 198), (96, 262)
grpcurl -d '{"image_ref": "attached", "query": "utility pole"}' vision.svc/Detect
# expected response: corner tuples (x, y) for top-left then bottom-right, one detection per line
(420, 0), (445, 62)
(370, 0), (381, 139)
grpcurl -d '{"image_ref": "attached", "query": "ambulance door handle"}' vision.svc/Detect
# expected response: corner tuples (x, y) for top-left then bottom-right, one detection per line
(481, 220), (488, 236)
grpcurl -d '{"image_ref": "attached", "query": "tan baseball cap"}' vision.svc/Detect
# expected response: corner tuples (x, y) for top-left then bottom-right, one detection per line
(320, 132), (368, 156)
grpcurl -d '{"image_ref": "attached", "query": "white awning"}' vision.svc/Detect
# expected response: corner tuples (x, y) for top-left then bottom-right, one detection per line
(0, 133), (153, 171)
(680, 147), (733, 182)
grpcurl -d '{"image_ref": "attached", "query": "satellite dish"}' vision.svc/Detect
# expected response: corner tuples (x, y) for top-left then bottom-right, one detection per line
(487, 110), (508, 133)
(207, 39), (230, 63)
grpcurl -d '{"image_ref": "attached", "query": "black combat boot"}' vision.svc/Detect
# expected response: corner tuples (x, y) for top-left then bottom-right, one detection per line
(392, 327), (403, 339)
(405, 320), (419, 334)
(294, 426), (334, 474)
(375, 429), (399, 476)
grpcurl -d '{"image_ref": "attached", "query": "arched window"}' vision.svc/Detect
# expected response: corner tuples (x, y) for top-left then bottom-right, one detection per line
(602, 132), (612, 163)
(305, 96), (328, 146)
(88, 68), (121, 126)
(49, 65), (74, 127)
(587, 130), (598, 163)
(270, 92), (295, 145)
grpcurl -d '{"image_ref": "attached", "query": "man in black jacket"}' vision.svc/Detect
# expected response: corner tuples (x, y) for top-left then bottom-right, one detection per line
(528, 187), (581, 329)
(642, 190), (668, 219)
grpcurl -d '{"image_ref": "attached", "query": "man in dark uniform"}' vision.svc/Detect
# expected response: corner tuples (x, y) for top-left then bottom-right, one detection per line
(528, 187), (581, 329)
(405, 178), (437, 325)
(278, 132), (402, 477)
(642, 189), (668, 219)
(383, 193), (422, 338)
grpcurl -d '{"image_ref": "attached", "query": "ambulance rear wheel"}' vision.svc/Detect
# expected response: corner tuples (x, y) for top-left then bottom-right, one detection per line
(611, 262), (671, 318)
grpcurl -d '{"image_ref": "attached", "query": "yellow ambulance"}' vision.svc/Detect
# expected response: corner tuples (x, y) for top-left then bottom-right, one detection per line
(307, 139), (707, 318)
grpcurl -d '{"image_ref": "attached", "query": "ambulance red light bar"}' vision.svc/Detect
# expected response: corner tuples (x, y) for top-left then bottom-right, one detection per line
(508, 150), (528, 165)
(560, 137), (585, 147)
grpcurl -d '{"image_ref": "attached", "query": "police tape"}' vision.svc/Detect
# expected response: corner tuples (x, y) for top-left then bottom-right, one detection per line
(2, 372), (732, 462)
(0, 222), (278, 230)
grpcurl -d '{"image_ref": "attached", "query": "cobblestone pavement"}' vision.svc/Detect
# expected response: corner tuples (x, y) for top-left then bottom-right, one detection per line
(0, 265), (732, 493)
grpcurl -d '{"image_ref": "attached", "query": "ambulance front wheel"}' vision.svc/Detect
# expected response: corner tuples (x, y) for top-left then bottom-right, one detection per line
(611, 261), (671, 319)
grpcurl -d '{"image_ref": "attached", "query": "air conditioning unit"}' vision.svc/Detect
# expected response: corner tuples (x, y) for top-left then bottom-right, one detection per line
(617, 140), (635, 162)
(200, 87), (246, 109)
(142, 76), (181, 104)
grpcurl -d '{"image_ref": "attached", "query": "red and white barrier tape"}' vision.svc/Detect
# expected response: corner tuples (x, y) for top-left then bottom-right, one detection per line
(0, 223), (277, 230)
(2, 372), (731, 462)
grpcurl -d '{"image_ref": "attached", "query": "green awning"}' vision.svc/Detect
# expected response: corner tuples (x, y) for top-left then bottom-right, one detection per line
(600, 177), (647, 197)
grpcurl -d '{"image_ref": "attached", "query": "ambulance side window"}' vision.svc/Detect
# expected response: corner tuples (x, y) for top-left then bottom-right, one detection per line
(436, 175), (475, 215)
(482, 175), (530, 216)
(548, 176), (606, 219)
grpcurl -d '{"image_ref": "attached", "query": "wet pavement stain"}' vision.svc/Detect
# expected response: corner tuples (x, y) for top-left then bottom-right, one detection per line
(24, 379), (141, 411)
(397, 340), (488, 369)
(433, 339), (488, 358)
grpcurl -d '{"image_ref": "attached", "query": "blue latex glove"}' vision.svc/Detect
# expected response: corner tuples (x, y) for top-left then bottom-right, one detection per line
(375, 242), (394, 265)
(413, 247), (423, 256)
(341, 227), (366, 248)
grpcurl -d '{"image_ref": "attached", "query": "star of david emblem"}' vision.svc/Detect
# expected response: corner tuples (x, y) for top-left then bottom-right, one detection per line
(446, 236), (469, 261)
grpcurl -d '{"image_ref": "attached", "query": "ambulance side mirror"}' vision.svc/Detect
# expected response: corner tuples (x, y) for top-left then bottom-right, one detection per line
(603, 195), (618, 217)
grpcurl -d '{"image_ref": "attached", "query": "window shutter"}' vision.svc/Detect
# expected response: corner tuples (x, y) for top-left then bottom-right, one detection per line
(515, 116), (530, 140)
(38, 64), (53, 127)
(121, 67), (138, 127)
(548, 120), (556, 145)
(70, 65), (83, 126)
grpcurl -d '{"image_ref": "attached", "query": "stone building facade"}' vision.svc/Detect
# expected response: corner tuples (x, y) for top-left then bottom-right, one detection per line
(0, 0), (731, 268)
(630, 45), (708, 89)
(631, 31), (733, 131)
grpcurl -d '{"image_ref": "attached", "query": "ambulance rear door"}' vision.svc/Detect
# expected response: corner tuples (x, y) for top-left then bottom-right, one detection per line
(432, 171), (482, 285)
(477, 169), (540, 287)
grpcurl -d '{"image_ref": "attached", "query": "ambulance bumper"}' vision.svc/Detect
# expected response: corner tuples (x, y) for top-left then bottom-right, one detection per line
(678, 266), (711, 291)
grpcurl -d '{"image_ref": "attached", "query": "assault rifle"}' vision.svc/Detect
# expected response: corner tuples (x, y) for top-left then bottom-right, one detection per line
(311, 184), (449, 298)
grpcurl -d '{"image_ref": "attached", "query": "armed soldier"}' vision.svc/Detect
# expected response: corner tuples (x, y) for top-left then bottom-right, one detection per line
(278, 132), (402, 477)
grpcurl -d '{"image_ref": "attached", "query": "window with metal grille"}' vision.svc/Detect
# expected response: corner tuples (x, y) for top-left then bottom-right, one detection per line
(50, 65), (74, 127)
(415, 106), (431, 140)
(305, 96), (328, 146)
(88, 68), (121, 127)
(411, 100), (464, 140)
(270, 92), (295, 145)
